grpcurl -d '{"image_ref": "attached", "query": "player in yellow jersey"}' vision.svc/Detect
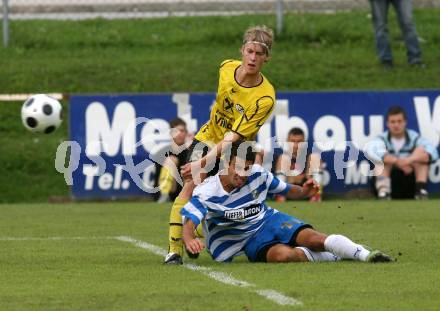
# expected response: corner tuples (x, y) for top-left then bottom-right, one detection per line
(165, 25), (276, 264)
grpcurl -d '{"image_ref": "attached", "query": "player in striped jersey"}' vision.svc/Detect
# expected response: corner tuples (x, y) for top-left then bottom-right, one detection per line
(182, 141), (393, 263)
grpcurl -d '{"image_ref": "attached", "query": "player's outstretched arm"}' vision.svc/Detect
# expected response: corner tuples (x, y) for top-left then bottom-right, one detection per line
(181, 132), (242, 180)
(182, 219), (205, 255)
(285, 178), (319, 200)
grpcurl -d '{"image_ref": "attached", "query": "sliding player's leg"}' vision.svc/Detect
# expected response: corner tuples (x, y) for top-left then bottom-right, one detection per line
(245, 212), (315, 262)
(295, 228), (393, 262)
(265, 244), (338, 263)
(246, 212), (340, 263)
(266, 244), (308, 262)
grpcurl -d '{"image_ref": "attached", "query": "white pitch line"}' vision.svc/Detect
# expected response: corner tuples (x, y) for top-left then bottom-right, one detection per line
(115, 236), (303, 307)
(184, 263), (252, 287)
(255, 289), (303, 306)
(0, 236), (116, 241)
(116, 235), (167, 257)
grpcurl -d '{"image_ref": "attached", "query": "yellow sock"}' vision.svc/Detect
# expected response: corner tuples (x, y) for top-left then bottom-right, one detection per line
(159, 166), (174, 194)
(168, 197), (188, 255)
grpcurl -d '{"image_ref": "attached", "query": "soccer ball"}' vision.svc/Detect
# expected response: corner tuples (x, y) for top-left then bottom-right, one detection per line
(21, 94), (63, 134)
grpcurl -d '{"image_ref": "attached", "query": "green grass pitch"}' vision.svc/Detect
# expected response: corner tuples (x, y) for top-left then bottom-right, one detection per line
(1, 200), (440, 310)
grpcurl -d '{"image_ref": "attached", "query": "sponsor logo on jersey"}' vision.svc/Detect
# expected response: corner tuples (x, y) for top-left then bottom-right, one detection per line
(281, 221), (293, 229)
(235, 104), (244, 115)
(215, 111), (233, 129)
(224, 204), (262, 220)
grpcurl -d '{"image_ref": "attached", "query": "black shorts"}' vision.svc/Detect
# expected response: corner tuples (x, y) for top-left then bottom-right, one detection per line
(186, 139), (221, 177)
(391, 167), (415, 199)
(152, 147), (189, 201)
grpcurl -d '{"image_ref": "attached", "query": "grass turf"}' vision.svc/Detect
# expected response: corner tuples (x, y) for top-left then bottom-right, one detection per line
(1, 200), (439, 310)
(0, 101), (69, 203)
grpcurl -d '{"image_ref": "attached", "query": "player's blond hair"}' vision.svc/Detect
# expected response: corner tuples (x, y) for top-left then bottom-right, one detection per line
(242, 25), (274, 56)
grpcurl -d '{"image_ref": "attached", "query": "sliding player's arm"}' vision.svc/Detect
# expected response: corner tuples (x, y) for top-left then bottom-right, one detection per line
(181, 196), (207, 254)
(182, 219), (205, 254)
(285, 179), (319, 199)
(267, 169), (319, 200)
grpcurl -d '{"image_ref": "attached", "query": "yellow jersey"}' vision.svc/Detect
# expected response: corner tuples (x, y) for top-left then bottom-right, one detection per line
(194, 60), (275, 144)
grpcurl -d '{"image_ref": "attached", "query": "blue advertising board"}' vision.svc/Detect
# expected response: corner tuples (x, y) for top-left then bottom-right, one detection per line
(69, 91), (440, 199)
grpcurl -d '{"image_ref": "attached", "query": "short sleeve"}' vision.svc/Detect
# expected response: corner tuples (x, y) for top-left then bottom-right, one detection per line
(266, 170), (292, 195)
(181, 196), (208, 226)
(364, 136), (388, 163)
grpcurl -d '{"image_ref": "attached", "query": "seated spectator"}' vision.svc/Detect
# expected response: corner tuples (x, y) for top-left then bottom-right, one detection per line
(274, 127), (324, 202)
(365, 106), (438, 200)
(155, 118), (191, 203)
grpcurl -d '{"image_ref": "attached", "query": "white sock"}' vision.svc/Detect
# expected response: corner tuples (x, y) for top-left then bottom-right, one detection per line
(276, 172), (287, 182)
(324, 234), (370, 261)
(296, 247), (340, 262)
(375, 176), (391, 194)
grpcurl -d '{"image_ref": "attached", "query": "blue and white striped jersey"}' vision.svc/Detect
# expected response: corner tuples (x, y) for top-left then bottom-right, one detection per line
(181, 164), (292, 262)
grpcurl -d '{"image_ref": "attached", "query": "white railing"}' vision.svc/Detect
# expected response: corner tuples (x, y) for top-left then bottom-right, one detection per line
(2, 0), (440, 47)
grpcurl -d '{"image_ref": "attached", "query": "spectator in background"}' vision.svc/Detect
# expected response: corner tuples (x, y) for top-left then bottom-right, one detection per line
(369, 0), (424, 69)
(274, 127), (324, 202)
(365, 106), (438, 200)
(156, 118), (191, 203)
